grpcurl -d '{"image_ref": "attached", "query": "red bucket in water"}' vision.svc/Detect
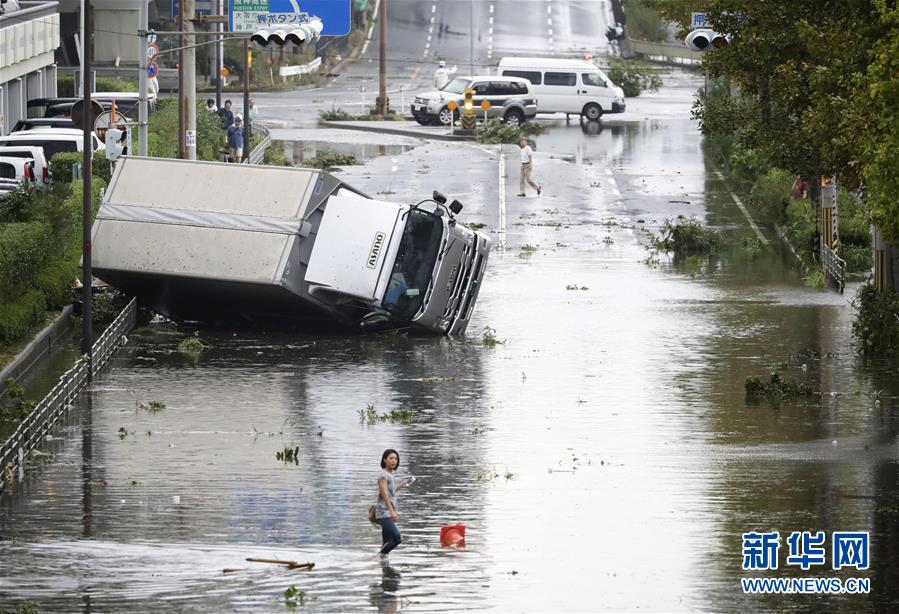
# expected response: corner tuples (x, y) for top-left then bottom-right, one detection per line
(440, 524), (466, 548)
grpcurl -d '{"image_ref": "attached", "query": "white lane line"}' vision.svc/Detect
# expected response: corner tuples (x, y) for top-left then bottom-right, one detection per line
(431, 4), (436, 12)
(428, 26), (433, 34)
(430, 16), (435, 23)
(490, 4), (494, 12)
(548, 28), (553, 36)
(547, 4), (551, 13)
(499, 147), (507, 250)
(488, 27), (493, 35)
(427, 34), (432, 42)
(547, 17), (552, 25)
(361, 0), (380, 55)
(489, 16), (493, 24)
(714, 171), (770, 245)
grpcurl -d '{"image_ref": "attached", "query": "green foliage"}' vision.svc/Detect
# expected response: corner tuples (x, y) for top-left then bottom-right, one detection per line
(652, 216), (721, 260)
(843, 244), (871, 274)
(607, 59), (663, 98)
(142, 98), (224, 162)
(299, 152), (360, 170)
(0, 222), (50, 301)
(851, 284), (899, 357)
(745, 371), (814, 406)
(0, 290), (46, 343)
(177, 331), (208, 354)
(476, 119), (522, 144)
(49, 152), (83, 184)
(137, 400), (166, 413)
(262, 144), (288, 166)
(623, 0), (668, 42)
(782, 197), (818, 265)
(357, 403), (414, 425)
(748, 168), (791, 225)
(58, 75), (137, 97)
(276, 446), (300, 464)
(730, 148), (771, 186)
(318, 106), (354, 121)
(481, 326), (505, 347)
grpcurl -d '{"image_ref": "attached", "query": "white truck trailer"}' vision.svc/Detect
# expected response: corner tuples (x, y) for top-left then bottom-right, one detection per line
(90, 157), (491, 335)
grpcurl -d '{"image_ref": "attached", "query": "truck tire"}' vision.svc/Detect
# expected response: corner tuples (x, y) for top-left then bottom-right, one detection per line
(438, 107), (456, 126)
(582, 103), (603, 121)
(503, 108), (525, 126)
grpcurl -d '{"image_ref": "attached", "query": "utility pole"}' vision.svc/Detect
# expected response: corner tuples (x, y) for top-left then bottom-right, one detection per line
(243, 42), (250, 162)
(178, 5), (185, 159)
(376, 0), (388, 115)
(81, 0), (93, 367)
(184, 0), (197, 160)
(469, 0), (474, 76)
(216, 0), (223, 109)
(138, 0), (148, 156)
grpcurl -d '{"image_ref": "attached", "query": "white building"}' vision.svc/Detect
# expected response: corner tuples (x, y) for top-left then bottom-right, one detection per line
(0, 1), (61, 135)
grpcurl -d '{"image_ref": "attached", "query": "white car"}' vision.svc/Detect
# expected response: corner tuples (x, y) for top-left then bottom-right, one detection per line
(411, 76), (538, 126)
(0, 155), (36, 181)
(0, 146), (50, 189)
(0, 128), (103, 160)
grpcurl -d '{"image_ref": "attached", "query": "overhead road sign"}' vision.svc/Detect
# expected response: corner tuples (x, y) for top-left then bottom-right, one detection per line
(172, 0), (216, 18)
(231, 0), (351, 36)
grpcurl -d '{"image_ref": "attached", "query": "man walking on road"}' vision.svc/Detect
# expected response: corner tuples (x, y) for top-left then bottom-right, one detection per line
(517, 138), (541, 197)
(227, 116), (244, 162)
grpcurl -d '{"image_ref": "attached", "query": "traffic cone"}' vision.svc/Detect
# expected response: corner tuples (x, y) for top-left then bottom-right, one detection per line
(440, 524), (465, 548)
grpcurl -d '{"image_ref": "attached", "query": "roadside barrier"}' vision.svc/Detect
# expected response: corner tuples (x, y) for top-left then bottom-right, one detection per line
(0, 297), (137, 495)
(247, 122), (272, 165)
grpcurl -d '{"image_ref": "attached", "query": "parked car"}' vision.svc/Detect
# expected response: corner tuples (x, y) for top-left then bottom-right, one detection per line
(0, 128), (103, 160)
(27, 92), (155, 120)
(498, 57), (626, 120)
(0, 146), (51, 189)
(411, 76), (537, 126)
(0, 155), (36, 186)
(12, 117), (76, 132)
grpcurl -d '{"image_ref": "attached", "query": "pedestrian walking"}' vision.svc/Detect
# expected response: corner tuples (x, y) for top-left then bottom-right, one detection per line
(517, 138), (542, 197)
(219, 99), (234, 129)
(374, 448), (413, 560)
(227, 116), (243, 162)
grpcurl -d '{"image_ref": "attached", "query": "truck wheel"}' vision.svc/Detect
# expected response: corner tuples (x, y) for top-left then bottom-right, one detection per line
(503, 108), (525, 126)
(582, 103), (603, 121)
(438, 107), (455, 125)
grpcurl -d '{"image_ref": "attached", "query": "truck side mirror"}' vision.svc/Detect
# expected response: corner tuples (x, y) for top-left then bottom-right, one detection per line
(433, 190), (447, 204)
(449, 200), (463, 215)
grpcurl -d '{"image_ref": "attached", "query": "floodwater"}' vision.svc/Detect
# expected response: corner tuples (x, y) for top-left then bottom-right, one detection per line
(2, 71), (899, 612)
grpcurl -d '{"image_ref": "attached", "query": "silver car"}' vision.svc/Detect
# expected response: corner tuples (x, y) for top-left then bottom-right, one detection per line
(411, 76), (538, 126)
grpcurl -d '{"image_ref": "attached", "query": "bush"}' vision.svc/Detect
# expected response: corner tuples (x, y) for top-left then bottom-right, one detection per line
(49, 152), (83, 184)
(141, 98), (224, 161)
(852, 283), (899, 356)
(476, 119), (522, 144)
(0, 289), (46, 343)
(319, 106), (354, 121)
(749, 168), (792, 225)
(607, 59), (663, 97)
(623, 0), (668, 42)
(0, 222), (51, 300)
(843, 244), (871, 274)
(299, 152), (360, 170)
(57, 75), (138, 98)
(652, 216), (721, 260)
(783, 198), (818, 264)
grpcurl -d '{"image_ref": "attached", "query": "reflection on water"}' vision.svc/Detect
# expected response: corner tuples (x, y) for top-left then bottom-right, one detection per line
(275, 139), (415, 167)
(1, 86), (898, 611)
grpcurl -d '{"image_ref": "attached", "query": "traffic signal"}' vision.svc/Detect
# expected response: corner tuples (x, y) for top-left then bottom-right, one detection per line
(684, 29), (729, 52)
(251, 18), (323, 47)
(463, 87), (474, 113)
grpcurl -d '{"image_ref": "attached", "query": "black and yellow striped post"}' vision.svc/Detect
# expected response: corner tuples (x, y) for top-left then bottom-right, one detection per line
(820, 175), (838, 253)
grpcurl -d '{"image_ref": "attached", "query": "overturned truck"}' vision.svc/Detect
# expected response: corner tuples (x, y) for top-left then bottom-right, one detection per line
(91, 157), (491, 335)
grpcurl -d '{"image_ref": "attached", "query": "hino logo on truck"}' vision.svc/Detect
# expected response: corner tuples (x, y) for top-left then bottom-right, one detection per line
(367, 232), (386, 268)
(445, 264), (459, 291)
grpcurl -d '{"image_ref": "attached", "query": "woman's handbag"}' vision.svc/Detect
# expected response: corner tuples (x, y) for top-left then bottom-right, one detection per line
(367, 505), (378, 524)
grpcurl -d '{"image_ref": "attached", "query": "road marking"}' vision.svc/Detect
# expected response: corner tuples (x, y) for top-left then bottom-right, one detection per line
(431, 4), (436, 12)
(488, 27), (493, 35)
(547, 4), (551, 13)
(361, 0), (380, 55)
(548, 27), (553, 36)
(411, 66), (420, 80)
(499, 147), (507, 250)
(428, 25), (433, 34)
(427, 34), (432, 42)
(547, 17), (553, 25)
(714, 171), (770, 245)
(489, 16), (493, 24)
(490, 4), (494, 13)
(430, 16), (435, 23)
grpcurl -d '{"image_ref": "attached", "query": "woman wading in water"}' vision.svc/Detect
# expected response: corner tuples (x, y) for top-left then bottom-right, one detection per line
(375, 449), (413, 560)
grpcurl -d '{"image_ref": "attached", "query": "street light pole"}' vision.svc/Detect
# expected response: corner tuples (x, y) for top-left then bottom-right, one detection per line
(184, 0), (197, 160)
(138, 0), (148, 156)
(81, 0), (93, 366)
(469, 0), (474, 75)
(178, 5), (185, 159)
(243, 41), (251, 162)
(376, 0), (388, 115)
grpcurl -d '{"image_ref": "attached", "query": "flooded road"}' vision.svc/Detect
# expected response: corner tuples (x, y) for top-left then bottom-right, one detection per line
(2, 70), (898, 612)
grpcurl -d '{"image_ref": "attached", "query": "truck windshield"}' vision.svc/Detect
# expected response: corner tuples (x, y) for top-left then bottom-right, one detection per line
(382, 209), (444, 319)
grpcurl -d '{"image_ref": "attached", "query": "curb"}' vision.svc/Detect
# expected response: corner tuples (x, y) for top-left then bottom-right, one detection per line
(321, 121), (475, 142)
(0, 306), (73, 401)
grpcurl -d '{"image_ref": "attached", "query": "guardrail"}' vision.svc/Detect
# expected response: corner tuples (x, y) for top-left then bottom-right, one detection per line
(822, 245), (846, 293)
(0, 297), (137, 495)
(247, 122), (272, 165)
(625, 39), (702, 65)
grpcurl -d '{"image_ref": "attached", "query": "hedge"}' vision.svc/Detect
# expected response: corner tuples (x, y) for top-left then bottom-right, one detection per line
(0, 289), (46, 343)
(0, 222), (51, 301)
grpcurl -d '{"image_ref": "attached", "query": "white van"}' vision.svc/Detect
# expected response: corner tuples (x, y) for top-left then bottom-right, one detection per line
(498, 57), (626, 120)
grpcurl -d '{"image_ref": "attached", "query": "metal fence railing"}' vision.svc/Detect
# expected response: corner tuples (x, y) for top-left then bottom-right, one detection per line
(0, 297), (137, 495)
(247, 123), (272, 165)
(822, 245), (847, 294)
